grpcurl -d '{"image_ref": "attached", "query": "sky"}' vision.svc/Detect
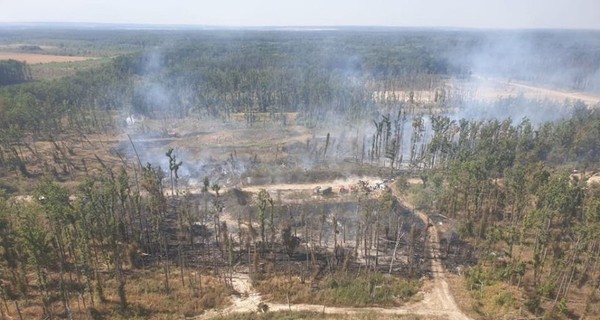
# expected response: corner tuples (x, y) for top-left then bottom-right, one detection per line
(0, 0), (599, 29)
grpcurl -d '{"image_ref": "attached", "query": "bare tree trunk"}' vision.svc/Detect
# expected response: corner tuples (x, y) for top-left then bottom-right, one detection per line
(389, 219), (403, 274)
(374, 212), (380, 267)
(408, 224), (416, 277)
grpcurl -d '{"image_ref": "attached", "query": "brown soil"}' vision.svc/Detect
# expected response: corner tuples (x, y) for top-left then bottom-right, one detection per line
(0, 51), (95, 63)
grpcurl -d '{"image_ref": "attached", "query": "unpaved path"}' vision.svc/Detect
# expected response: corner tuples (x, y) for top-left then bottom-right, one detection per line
(391, 185), (468, 320)
(187, 176), (383, 195)
(197, 267), (467, 319)
(224, 272), (262, 313)
(194, 179), (472, 320)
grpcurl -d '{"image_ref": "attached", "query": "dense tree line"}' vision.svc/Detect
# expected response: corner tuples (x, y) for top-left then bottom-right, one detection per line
(409, 106), (600, 318)
(0, 164), (229, 318)
(0, 28), (599, 136)
(0, 31), (463, 136)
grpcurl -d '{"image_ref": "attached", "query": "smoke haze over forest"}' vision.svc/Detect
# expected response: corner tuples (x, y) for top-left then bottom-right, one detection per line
(0, 2), (600, 316)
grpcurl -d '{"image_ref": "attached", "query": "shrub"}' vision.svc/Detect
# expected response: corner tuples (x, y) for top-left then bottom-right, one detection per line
(256, 273), (421, 307)
(494, 291), (514, 307)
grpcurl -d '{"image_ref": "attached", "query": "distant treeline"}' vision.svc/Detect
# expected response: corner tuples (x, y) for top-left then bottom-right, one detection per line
(0, 31), (464, 133)
(0, 29), (599, 135)
(463, 30), (600, 92)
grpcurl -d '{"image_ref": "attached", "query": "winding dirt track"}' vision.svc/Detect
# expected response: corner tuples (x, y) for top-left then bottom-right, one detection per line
(195, 180), (471, 320)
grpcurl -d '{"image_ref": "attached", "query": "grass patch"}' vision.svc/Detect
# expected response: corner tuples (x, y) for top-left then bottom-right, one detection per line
(29, 57), (110, 80)
(255, 272), (421, 307)
(1, 267), (232, 320)
(470, 282), (523, 319)
(463, 265), (527, 319)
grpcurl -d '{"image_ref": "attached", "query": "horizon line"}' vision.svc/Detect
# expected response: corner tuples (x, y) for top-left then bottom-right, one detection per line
(1, 21), (599, 32)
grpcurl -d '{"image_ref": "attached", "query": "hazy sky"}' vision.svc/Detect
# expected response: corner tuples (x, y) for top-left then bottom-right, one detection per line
(0, 0), (599, 29)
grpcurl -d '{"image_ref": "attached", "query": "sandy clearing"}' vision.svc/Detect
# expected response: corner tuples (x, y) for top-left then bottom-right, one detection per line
(588, 175), (600, 185)
(0, 52), (95, 64)
(176, 176), (384, 198)
(373, 77), (600, 107)
(471, 75), (600, 106)
(232, 176), (384, 194)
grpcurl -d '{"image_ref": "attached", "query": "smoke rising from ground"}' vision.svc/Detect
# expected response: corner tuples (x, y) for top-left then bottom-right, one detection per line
(113, 30), (600, 187)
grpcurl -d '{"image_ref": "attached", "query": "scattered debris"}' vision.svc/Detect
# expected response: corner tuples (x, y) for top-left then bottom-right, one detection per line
(321, 186), (333, 195)
(257, 302), (269, 313)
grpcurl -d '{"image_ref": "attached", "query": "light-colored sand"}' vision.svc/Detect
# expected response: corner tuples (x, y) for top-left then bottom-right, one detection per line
(0, 52), (94, 64)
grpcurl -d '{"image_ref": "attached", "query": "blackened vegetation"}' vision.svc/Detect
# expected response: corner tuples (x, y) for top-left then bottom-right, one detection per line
(439, 232), (477, 274)
(0, 60), (31, 86)
(239, 200), (428, 280)
(125, 182), (432, 295)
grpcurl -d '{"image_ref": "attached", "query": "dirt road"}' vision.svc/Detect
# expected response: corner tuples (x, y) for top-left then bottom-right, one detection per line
(194, 180), (472, 320)
(415, 249), (462, 313)
(392, 186), (469, 320)
(197, 267), (468, 319)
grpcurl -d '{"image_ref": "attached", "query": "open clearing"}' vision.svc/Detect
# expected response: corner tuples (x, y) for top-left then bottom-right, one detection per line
(374, 76), (600, 107)
(0, 51), (95, 63)
(465, 75), (600, 105)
